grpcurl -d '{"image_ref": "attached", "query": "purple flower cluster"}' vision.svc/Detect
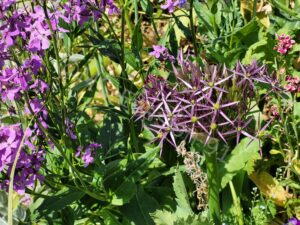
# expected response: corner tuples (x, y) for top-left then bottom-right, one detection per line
(149, 45), (175, 62)
(161, 0), (187, 13)
(75, 143), (102, 167)
(0, 1), (119, 55)
(64, 0), (119, 25)
(284, 75), (300, 93)
(285, 217), (300, 225)
(136, 59), (279, 153)
(0, 1), (53, 196)
(0, 124), (44, 195)
(0, 0), (111, 196)
(274, 34), (295, 55)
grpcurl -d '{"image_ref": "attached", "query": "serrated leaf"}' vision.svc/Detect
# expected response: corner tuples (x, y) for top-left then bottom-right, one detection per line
(218, 138), (260, 189)
(242, 39), (268, 64)
(151, 210), (175, 225)
(173, 170), (192, 214)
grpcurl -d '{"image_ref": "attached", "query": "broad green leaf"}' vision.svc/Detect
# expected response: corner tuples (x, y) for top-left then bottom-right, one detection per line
(121, 186), (159, 225)
(194, 1), (215, 34)
(100, 208), (123, 225)
(229, 19), (260, 46)
(218, 138), (260, 189)
(173, 170), (192, 214)
(38, 189), (85, 212)
(242, 39), (268, 64)
(103, 147), (159, 205)
(61, 206), (75, 225)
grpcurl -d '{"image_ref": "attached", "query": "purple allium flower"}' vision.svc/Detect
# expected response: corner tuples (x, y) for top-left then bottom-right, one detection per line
(285, 217), (300, 225)
(135, 59), (279, 154)
(149, 45), (175, 62)
(274, 34), (295, 55)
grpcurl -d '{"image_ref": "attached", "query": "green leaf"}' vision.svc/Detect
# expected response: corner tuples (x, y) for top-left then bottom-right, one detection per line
(194, 1), (215, 35)
(173, 170), (192, 214)
(151, 210), (175, 225)
(218, 138), (260, 190)
(72, 78), (95, 93)
(103, 147), (159, 205)
(61, 206), (75, 225)
(100, 208), (123, 225)
(38, 189), (85, 212)
(242, 39), (268, 64)
(121, 186), (160, 225)
(294, 102), (300, 119)
(132, 19), (143, 52)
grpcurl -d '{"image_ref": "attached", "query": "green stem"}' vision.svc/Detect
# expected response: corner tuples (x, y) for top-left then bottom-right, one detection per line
(134, 0), (138, 25)
(95, 53), (110, 106)
(8, 121), (34, 225)
(95, 24), (110, 106)
(204, 145), (221, 224)
(43, 1), (66, 132)
(229, 181), (244, 225)
(24, 95), (105, 201)
(189, 0), (201, 66)
(120, 0), (133, 35)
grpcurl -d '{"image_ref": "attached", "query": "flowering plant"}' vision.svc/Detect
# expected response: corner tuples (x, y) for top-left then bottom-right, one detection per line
(0, 0), (299, 225)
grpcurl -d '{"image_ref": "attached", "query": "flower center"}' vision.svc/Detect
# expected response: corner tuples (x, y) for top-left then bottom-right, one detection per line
(157, 132), (163, 139)
(210, 123), (217, 130)
(213, 103), (220, 110)
(191, 116), (198, 123)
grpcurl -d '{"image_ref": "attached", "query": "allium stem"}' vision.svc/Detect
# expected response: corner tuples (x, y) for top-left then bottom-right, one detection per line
(204, 143), (221, 224)
(229, 180), (244, 225)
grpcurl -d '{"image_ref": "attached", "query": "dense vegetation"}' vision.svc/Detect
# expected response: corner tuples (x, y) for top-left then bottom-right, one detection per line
(0, 0), (300, 224)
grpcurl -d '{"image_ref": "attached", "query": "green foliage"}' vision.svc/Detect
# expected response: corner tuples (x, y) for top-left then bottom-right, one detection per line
(218, 138), (260, 190)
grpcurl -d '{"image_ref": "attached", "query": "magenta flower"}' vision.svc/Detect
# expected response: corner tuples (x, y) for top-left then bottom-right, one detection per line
(149, 45), (175, 62)
(161, 0), (179, 13)
(274, 34), (295, 55)
(75, 143), (101, 167)
(0, 124), (45, 195)
(285, 217), (300, 225)
(284, 75), (300, 93)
